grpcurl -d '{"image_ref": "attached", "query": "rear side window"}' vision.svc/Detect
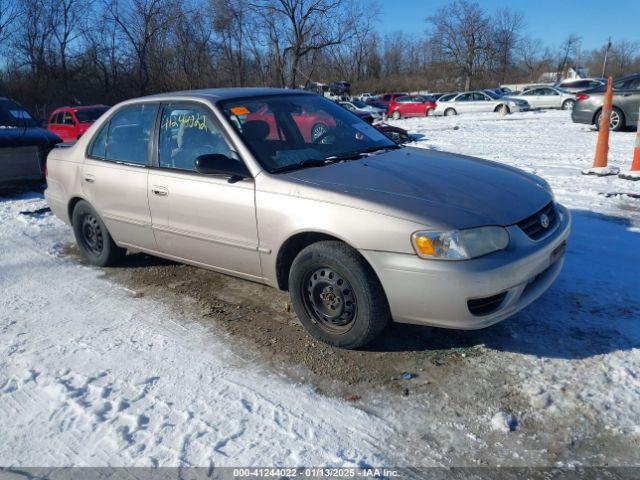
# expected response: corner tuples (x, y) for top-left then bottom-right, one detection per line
(624, 78), (640, 90)
(89, 104), (156, 165)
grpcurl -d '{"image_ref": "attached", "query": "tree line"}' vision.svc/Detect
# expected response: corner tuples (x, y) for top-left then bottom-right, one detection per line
(0, 0), (638, 117)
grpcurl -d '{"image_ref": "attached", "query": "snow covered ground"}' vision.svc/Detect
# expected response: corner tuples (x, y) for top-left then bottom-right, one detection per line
(1, 110), (640, 468)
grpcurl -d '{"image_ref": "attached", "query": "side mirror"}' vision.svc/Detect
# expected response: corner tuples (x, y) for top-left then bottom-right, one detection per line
(195, 154), (251, 182)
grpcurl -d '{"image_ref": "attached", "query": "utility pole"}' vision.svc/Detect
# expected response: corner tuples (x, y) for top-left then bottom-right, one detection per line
(602, 37), (612, 78)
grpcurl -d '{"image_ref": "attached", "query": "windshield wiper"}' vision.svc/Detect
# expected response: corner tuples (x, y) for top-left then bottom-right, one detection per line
(273, 157), (340, 174)
(358, 144), (401, 155)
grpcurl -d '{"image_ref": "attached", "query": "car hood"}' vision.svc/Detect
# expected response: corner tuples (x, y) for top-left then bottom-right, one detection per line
(285, 147), (551, 229)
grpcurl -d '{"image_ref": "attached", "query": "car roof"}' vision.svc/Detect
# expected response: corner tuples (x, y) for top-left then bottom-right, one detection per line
(143, 87), (310, 102)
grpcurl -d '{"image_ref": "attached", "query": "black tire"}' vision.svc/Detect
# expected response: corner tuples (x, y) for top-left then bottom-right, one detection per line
(595, 107), (625, 132)
(562, 99), (575, 110)
(72, 200), (125, 267)
(495, 104), (510, 114)
(444, 108), (457, 116)
(288, 241), (390, 349)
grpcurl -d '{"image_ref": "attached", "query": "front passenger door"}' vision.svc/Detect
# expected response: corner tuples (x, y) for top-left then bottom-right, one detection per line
(148, 103), (262, 280)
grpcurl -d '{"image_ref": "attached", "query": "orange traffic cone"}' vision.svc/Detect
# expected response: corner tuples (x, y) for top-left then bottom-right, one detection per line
(619, 106), (640, 181)
(582, 76), (620, 176)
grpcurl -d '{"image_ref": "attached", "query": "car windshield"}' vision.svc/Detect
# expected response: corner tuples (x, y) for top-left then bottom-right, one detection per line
(484, 90), (500, 99)
(438, 94), (456, 102)
(351, 99), (367, 108)
(0, 99), (38, 127)
(75, 107), (109, 123)
(220, 94), (397, 173)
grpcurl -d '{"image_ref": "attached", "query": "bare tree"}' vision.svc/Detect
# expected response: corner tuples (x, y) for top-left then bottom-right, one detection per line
(106, 0), (183, 94)
(556, 34), (581, 81)
(51, 0), (91, 94)
(428, 0), (491, 90)
(492, 7), (523, 84)
(249, 0), (357, 88)
(0, 0), (20, 45)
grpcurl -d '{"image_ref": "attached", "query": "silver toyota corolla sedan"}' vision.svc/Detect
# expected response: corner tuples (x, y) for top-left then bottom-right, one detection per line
(45, 88), (571, 348)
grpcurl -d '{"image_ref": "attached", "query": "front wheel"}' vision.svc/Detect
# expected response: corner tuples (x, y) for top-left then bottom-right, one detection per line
(288, 241), (390, 349)
(72, 200), (126, 266)
(496, 104), (510, 114)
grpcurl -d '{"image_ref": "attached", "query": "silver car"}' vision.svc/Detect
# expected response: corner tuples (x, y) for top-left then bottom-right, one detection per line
(339, 100), (385, 121)
(571, 73), (640, 131)
(555, 78), (606, 93)
(45, 88), (570, 348)
(433, 90), (529, 116)
(507, 86), (576, 110)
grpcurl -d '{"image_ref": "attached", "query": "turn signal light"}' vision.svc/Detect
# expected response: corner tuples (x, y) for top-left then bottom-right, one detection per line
(414, 236), (436, 256)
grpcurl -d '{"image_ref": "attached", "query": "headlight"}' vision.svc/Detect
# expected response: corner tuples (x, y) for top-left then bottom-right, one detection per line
(411, 227), (510, 260)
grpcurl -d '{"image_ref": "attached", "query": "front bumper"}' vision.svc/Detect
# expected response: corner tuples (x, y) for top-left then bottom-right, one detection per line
(360, 204), (571, 329)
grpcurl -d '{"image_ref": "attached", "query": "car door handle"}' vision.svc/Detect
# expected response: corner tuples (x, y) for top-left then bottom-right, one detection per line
(83, 174), (95, 183)
(151, 186), (168, 197)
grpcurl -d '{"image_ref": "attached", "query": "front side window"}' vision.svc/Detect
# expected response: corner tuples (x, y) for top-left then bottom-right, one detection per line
(158, 105), (234, 171)
(62, 112), (75, 125)
(221, 94), (396, 173)
(75, 107), (109, 123)
(88, 103), (155, 165)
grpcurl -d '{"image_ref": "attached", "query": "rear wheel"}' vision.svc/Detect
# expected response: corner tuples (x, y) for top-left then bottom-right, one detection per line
(72, 200), (125, 266)
(392, 110), (401, 120)
(288, 241), (390, 349)
(595, 107), (625, 131)
(444, 108), (457, 116)
(562, 99), (575, 110)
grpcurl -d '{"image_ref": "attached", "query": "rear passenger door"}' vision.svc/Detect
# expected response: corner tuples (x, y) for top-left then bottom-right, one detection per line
(82, 103), (158, 251)
(147, 103), (262, 280)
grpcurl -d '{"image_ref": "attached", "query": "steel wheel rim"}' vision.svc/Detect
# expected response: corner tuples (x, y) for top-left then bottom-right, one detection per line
(80, 213), (104, 256)
(302, 267), (357, 334)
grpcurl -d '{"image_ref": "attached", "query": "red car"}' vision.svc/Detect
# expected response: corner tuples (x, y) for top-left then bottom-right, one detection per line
(48, 105), (110, 142)
(245, 105), (337, 142)
(388, 95), (436, 119)
(380, 93), (408, 108)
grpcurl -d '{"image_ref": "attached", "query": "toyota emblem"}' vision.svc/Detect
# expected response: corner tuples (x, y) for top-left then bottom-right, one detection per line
(540, 213), (550, 228)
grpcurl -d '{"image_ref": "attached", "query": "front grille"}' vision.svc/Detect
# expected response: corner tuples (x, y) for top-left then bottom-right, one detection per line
(467, 291), (508, 316)
(517, 202), (558, 240)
